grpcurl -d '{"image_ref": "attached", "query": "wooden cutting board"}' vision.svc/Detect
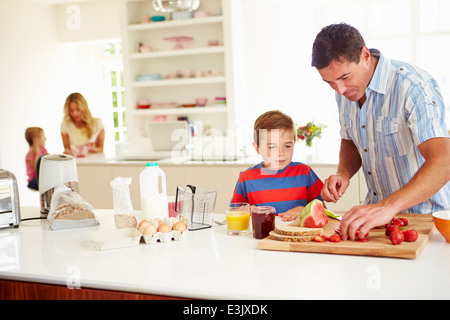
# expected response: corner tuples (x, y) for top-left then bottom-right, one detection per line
(257, 213), (435, 259)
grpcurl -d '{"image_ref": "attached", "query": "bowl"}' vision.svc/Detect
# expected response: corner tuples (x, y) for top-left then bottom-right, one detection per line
(151, 15), (165, 22)
(432, 210), (450, 243)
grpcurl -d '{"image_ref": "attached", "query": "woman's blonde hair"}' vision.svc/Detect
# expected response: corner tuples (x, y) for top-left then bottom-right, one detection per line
(253, 110), (296, 146)
(63, 92), (95, 138)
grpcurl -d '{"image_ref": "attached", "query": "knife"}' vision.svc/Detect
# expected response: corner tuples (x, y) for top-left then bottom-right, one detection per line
(325, 209), (342, 221)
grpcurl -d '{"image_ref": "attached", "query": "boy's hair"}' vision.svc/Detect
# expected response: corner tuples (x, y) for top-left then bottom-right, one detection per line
(253, 110), (296, 146)
(25, 127), (44, 147)
(311, 23), (366, 69)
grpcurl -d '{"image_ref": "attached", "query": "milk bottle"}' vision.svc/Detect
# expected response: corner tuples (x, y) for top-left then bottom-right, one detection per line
(140, 162), (169, 220)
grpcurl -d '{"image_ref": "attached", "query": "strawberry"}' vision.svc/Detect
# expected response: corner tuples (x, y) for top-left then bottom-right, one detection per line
(399, 217), (409, 226)
(390, 230), (405, 245)
(385, 224), (401, 236)
(404, 229), (418, 242)
(329, 234), (341, 242)
(391, 218), (404, 228)
(314, 235), (326, 242)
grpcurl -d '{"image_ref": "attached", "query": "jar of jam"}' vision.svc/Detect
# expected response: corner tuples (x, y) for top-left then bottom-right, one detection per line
(251, 206), (276, 239)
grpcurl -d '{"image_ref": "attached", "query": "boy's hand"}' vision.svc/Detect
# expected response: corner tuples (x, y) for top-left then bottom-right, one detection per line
(278, 206), (304, 222)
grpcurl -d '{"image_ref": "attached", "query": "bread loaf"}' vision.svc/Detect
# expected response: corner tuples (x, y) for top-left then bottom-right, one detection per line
(54, 204), (95, 220)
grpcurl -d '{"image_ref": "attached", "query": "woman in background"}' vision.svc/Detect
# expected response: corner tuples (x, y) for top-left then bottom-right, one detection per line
(61, 92), (105, 156)
(25, 127), (48, 190)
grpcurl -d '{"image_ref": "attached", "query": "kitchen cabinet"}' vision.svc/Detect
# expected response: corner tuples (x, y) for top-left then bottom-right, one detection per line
(121, 0), (235, 151)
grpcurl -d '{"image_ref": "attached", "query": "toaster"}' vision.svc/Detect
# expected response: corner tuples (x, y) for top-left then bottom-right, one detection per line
(0, 169), (21, 228)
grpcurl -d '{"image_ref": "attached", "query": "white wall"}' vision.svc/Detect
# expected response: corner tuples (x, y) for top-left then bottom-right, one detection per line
(230, 0), (341, 163)
(0, 0), (120, 207)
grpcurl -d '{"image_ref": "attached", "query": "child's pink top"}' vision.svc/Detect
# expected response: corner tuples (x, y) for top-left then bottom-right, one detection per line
(26, 147), (47, 182)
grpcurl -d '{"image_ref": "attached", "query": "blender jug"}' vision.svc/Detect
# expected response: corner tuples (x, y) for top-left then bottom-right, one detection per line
(175, 185), (217, 230)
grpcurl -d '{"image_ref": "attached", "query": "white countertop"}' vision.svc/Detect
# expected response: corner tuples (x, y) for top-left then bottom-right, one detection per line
(1, 207), (450, 300)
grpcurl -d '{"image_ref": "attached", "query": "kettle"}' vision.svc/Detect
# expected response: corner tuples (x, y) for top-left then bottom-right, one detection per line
(38, 154), (78, 217)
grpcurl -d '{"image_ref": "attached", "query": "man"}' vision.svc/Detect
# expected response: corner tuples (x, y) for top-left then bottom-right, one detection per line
(311, 23), (450, 240)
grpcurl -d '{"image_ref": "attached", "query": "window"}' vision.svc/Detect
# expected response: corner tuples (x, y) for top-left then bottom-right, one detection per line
(103, 42), (127, 143)
(317, 0), (450, 117)
(234, 0), (450, 163)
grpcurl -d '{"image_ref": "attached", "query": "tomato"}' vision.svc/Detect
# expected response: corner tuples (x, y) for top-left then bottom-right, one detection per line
(404, 229), (418, 242)
(390, 230), (405, 245)
(357, 238), (369, 242)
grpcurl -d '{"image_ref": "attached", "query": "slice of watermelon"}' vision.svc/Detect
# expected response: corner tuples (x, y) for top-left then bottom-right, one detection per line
(299, 199), (328, 228)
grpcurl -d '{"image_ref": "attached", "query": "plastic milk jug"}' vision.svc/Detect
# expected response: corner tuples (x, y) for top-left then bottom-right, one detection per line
(140, 163), (169, 220)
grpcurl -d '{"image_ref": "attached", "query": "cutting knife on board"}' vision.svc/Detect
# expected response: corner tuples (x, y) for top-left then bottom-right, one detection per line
(325, 209), (342, 221)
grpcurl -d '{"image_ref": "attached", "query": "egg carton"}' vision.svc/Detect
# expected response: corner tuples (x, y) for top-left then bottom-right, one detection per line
(141, 215), (189, 245)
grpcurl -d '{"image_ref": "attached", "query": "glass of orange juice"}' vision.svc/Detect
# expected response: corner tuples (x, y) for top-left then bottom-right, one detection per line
(226, 202), (250, 236)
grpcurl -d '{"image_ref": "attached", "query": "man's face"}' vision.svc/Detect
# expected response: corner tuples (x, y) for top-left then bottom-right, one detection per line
(317, 48), (372, 102)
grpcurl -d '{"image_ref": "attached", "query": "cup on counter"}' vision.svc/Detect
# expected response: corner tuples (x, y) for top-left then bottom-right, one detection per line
(251, 206), (276, 239)
(226, 202), (250, 236)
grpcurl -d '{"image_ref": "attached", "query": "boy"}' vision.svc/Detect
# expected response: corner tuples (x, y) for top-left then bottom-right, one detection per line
(231, 110), (324, 221)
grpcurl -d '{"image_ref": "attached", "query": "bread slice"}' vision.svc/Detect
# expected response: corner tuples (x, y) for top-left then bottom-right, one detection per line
(269, 231), (316, 242)
(275, 225), (322, 236)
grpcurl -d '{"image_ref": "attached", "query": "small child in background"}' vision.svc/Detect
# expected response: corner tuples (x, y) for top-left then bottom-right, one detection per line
(231, 110), (324, 221)
(25, 127), (48, 190)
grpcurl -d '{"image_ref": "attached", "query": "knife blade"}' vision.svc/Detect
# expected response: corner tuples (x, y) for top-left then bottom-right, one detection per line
(325, 209), (342, 221)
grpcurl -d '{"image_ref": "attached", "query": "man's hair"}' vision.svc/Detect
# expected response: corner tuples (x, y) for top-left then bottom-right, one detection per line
(253, 110), (296, 146)
(311, 23), (366, 69)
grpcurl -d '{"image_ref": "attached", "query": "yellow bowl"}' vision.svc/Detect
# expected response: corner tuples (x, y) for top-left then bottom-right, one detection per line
(432, 210), (450, 243)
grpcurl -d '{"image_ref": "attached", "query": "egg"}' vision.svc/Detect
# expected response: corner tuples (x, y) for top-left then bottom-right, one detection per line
(157, 223), (171, 233)
(172, 221), (187, 233)
(142, 224), (157, 236)
(138, 220), (151, 232)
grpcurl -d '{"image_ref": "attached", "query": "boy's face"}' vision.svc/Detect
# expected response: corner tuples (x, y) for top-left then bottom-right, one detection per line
(254, 129), (295, 171)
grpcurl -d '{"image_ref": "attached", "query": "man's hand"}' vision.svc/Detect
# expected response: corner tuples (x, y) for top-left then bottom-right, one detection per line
(321, 174), (350, 203)
(339, 202), (397, 240)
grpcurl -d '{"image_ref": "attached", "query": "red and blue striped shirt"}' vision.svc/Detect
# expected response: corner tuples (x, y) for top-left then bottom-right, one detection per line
(231, 162), (323, 214)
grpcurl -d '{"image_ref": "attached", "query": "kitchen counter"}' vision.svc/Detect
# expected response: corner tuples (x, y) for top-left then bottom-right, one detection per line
(2, 207), (449, 300)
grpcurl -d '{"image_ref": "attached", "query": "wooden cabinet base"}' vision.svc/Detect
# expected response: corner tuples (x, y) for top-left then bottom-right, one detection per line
(0, 279), (188, 300)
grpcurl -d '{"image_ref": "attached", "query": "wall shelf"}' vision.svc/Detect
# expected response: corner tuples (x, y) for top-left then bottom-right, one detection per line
(132, 106), (227, 116)
(131, 76), (226, 88)
(130, 46), (225, 59)
(121, 0), (234, 150)
(127, 15), (224, 31)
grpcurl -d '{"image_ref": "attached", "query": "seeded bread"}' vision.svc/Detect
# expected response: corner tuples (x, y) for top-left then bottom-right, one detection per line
(54, 204), (95, 220)
(275, 225), (322, 236)
(268, 231), (316, 242)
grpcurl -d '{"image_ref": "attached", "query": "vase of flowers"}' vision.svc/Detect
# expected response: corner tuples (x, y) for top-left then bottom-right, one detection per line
(297, 121), (326, 147)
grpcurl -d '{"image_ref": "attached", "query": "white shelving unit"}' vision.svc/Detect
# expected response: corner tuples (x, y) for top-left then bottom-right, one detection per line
(121, 0), (234, 151)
